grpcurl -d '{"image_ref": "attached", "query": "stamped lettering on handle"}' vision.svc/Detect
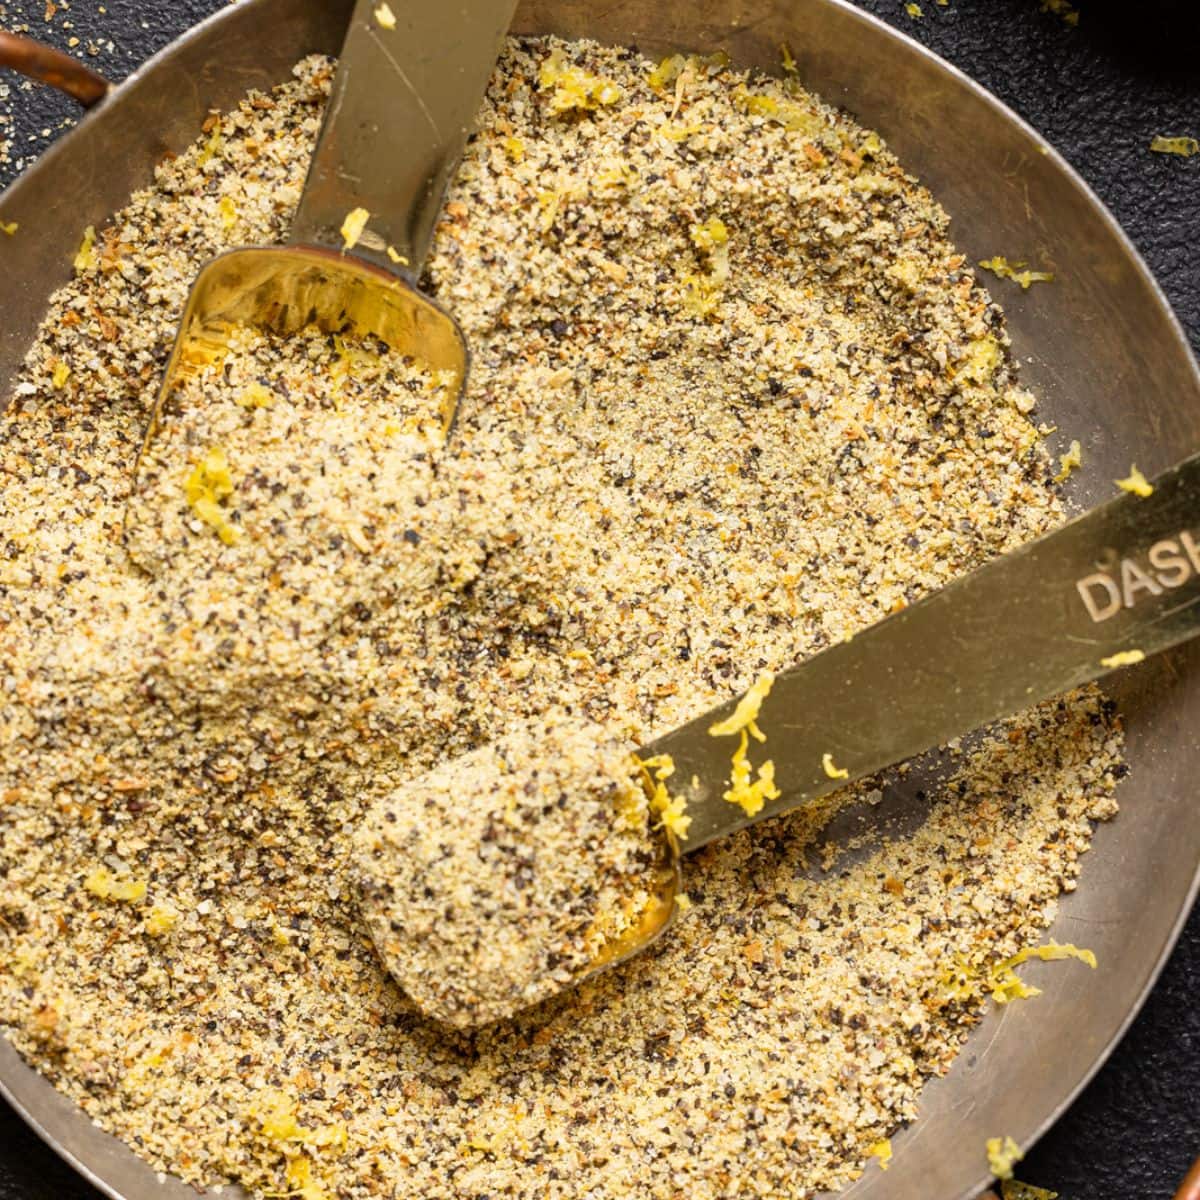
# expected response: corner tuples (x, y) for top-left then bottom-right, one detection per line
(1076, 530), (1200, 622)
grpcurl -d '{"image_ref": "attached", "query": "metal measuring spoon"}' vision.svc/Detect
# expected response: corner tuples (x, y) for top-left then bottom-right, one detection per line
(359, 449), (1200, 1028)
(125, 0), (517, 563)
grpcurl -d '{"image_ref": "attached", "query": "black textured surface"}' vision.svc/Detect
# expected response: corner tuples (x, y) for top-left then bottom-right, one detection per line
(0, 1), (1197, 1197)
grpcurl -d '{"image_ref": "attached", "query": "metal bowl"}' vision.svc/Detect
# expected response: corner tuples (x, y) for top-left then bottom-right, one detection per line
(1, 2), (1197, 1198)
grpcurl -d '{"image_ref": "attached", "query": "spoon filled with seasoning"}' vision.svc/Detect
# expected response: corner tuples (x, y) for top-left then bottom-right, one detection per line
(356, 449), (1200, 1029)
(124, 0), (518, 566)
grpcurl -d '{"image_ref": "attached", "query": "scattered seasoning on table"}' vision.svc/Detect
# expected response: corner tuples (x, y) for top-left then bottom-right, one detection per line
(1149, 134), (1198, 157)
(0, 39), (1122, 1200)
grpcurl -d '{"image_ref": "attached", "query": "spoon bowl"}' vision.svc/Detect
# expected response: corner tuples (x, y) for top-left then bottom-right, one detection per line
(122, 0), (515, 571)
(124, 246), (467, 570)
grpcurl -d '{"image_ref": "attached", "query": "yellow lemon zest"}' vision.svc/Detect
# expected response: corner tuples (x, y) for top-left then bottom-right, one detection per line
(655, 792), (691, 839)
(252, 1090), (348, 1150)
(988, 942), (1097, 1005)
(0, 220), (17, 236)
(1100, 649), (1144, 669)
(689, 217), (728, 257)
(74, 225), (98, 272)
(340, 207), (370, 250)
(679, 273), (720, 318)
(284, 1155), (329, 1200)
(860, 131), (884, 158)
(709, 671), (774, 740)
(725, 732), (780, 817)
(236, 382), (274, 409)
(822, 752), (849, 781)
(84, 866), (147, 903)
(185, 447), (242, 545)
(986, 1136), (1024, 1182)
(539, 49), (622, 115)
(647, 54), (687, 93)
(595, 162), (636, 193)
(51, 361), (71, 389)
(1053, 439), (1081, 482)
(939, 942), (1096, 1007)
(936, 953), (983, 1003)
(979, 255), (1054, 289)
(709, 673), (780, 817)
(647, 51), (728, 94)
(868, 1139), (893, 1169)
(634, 753), (691, 840)
(656, 121), (704, 144)
(536, 186), (585, 233)
(733, 87), (828, 140)
(1116, 465), (1153, 497)
(144, 905), (178, 935)
(677, 216), (730, 316)
(197, 122), (223, 166)
(957, 334), (1002, 385)
(705, 676), (782, 816)
(1150, 135), (1198, 157)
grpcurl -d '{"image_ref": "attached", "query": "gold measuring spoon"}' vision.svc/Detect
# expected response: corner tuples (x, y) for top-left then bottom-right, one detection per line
(359, 449), (1200, 1027)
(126, 0), (517, 561)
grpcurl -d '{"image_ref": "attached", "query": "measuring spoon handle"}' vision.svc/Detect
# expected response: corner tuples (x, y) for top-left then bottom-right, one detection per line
(289, 0), (517, 274)
(654, 451), (1200, 850)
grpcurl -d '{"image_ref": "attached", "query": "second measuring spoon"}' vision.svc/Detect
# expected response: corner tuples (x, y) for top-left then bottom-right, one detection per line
(358, 449), (1200, 1027)
(125, 0), (518, 565)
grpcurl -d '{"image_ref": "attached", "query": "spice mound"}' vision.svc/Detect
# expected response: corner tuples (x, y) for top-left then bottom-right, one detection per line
(126, 324), (452, 668)
(356, 715), (673, 1028)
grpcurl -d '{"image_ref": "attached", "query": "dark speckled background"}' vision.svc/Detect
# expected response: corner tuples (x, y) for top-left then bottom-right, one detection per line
(0, 1), (1197, 1196)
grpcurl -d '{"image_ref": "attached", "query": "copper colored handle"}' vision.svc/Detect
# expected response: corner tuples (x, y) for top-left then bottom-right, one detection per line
(1176, 1156), (1200, 1200)
(0, 30), (110, 107)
